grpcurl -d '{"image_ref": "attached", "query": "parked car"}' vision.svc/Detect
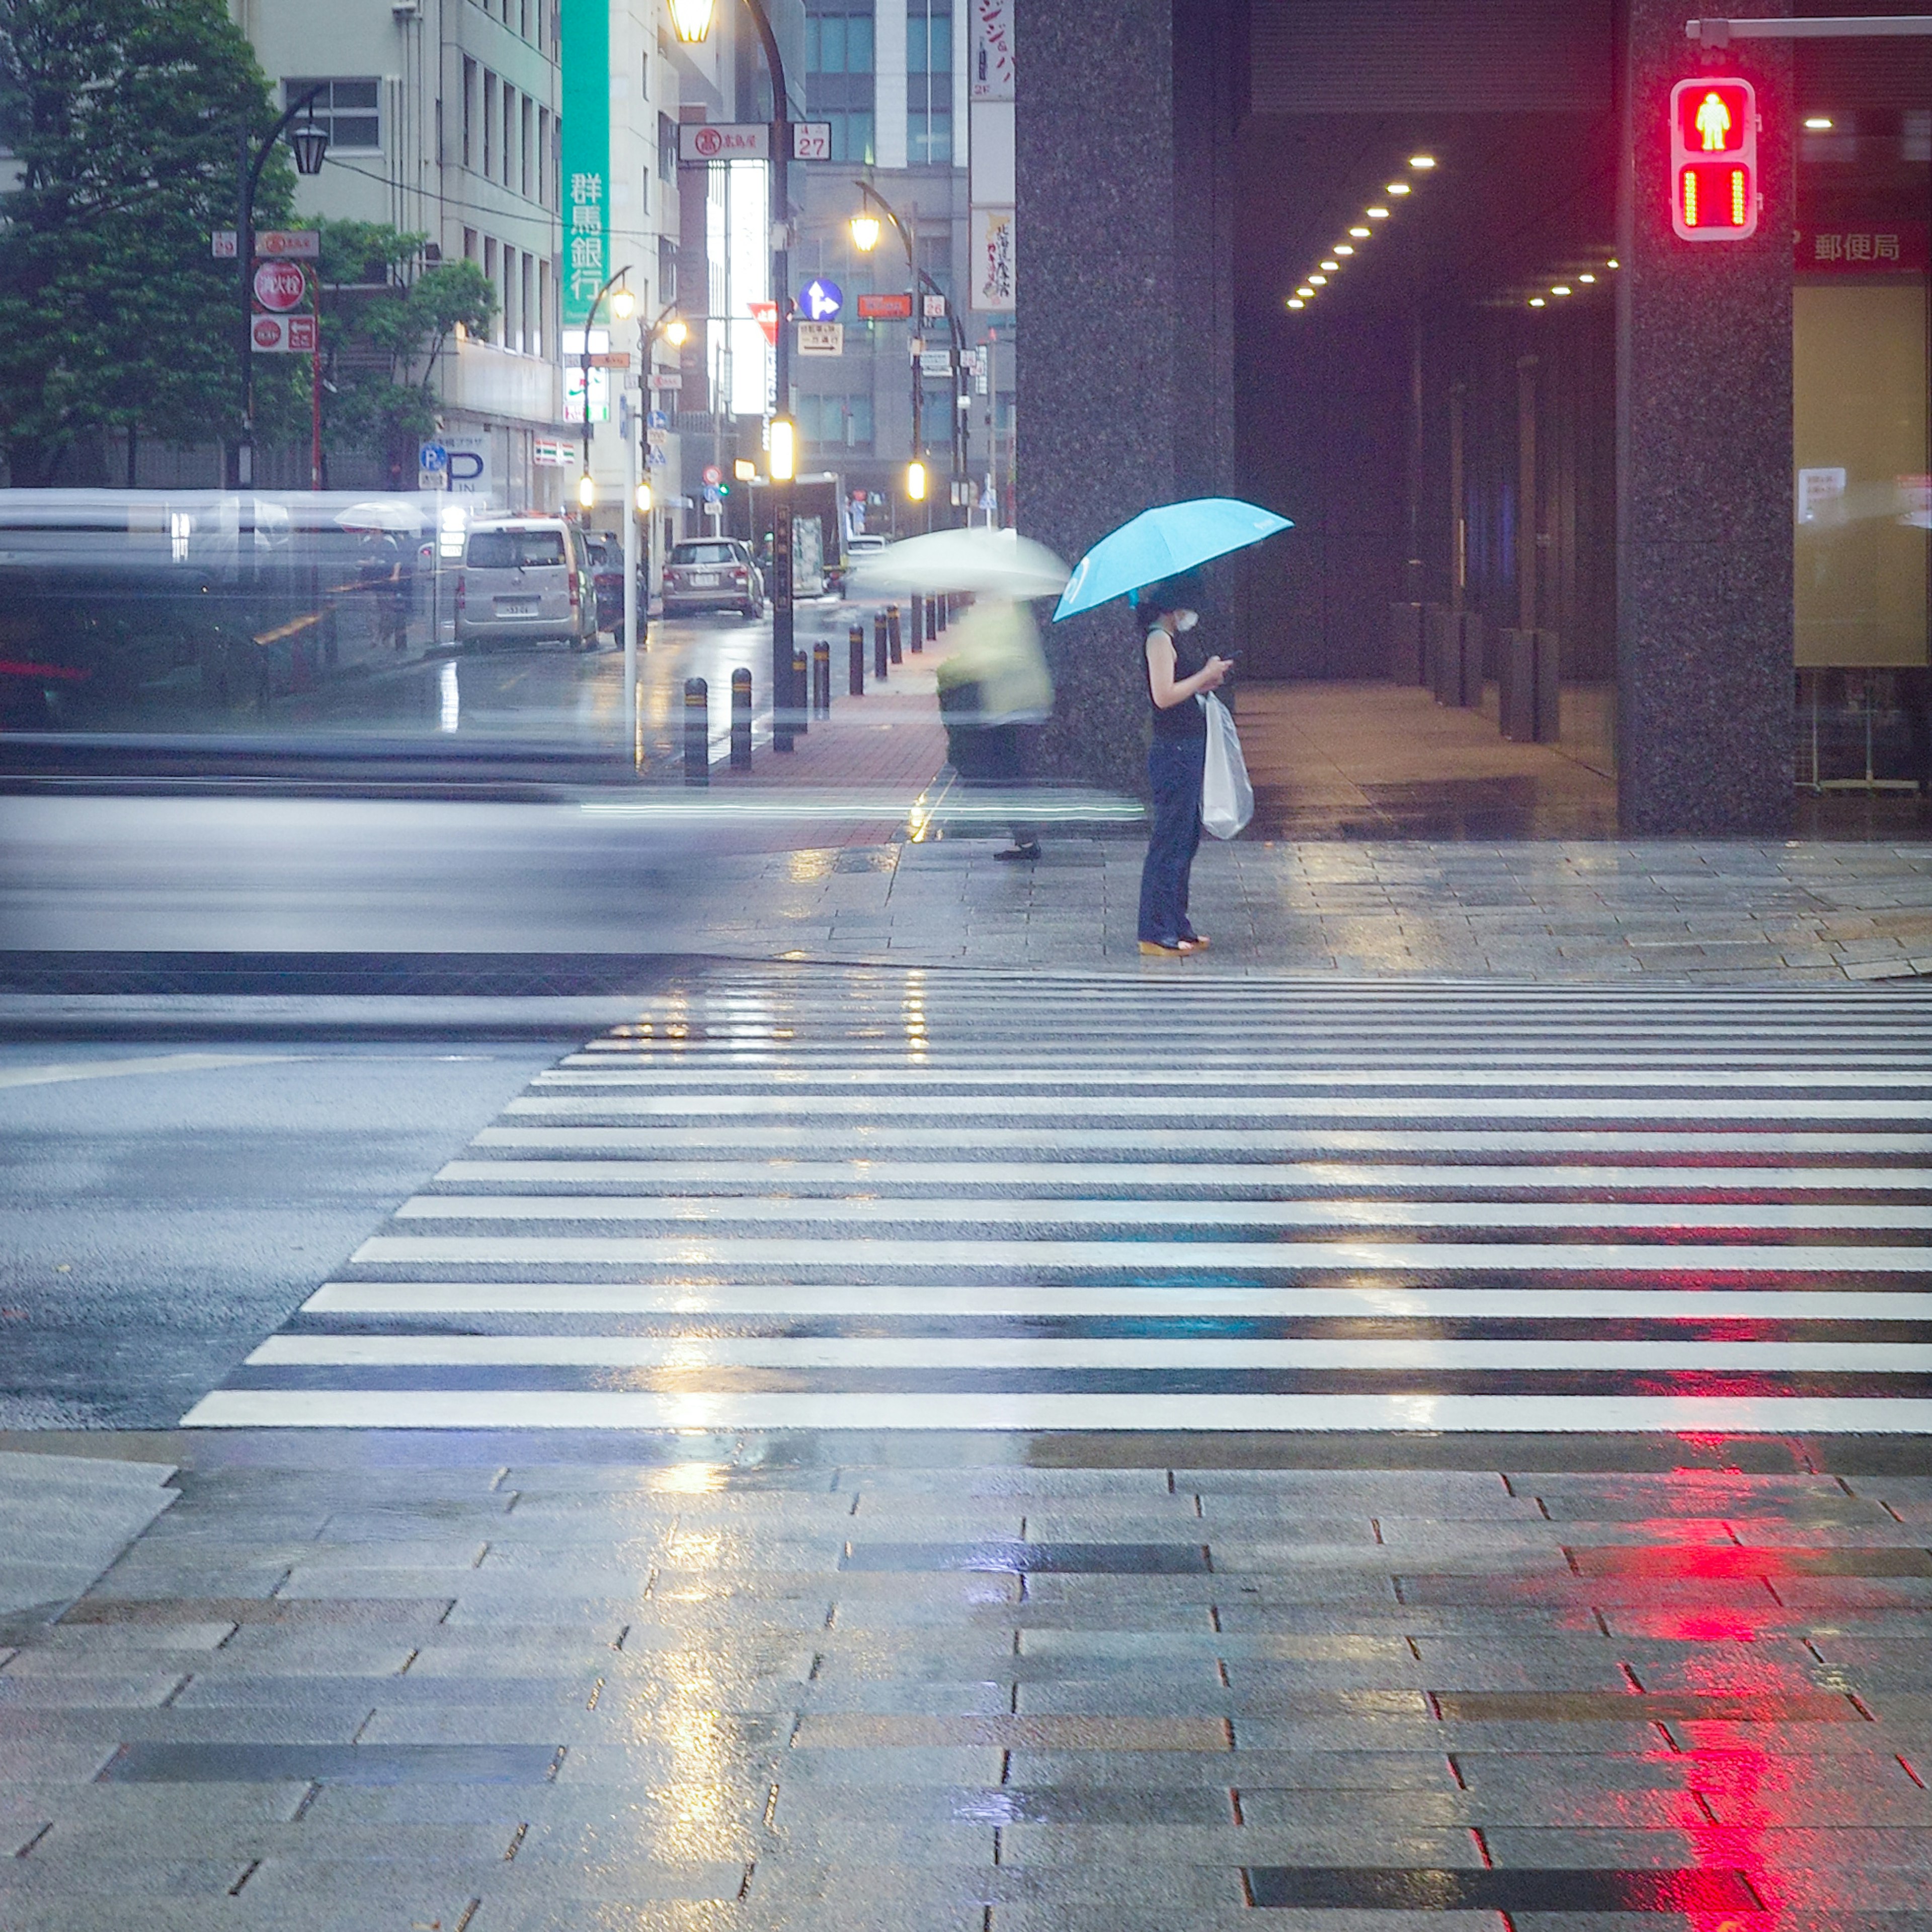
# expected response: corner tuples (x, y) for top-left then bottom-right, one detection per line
(455, 518), (599, 651)
(584, 532), (624, 634)
(662, 539), (765, 620)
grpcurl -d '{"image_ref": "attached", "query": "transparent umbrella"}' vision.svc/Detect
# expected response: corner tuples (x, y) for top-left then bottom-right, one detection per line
(333, 500), (426, 535)
(847, 526), (1069, 600)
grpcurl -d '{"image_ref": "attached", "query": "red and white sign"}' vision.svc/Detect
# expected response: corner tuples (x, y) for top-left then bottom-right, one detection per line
(748, 299), (779, 346)
(253, 260), (308, 313)
(791, 122), (832, 161)
(211, 227), (319, 260)
(1797, 223), (1929, 274)
(251, 312), (317, 354)
(856, 292), (914, 320)
(702, 465), (723, 486)
(678, 122), (769, 162)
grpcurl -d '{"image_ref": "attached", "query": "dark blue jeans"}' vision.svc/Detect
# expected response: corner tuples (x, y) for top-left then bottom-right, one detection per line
(1138, 735), (1205, 943)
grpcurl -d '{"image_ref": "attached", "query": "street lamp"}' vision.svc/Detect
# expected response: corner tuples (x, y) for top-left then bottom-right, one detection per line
(659, 0), (800, 751)
(850, 179), (970, 529)
(234, 84), (330, 487)
(577, 263), (633, 510)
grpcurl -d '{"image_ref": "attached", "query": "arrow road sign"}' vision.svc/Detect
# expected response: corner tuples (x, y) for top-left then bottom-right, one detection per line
(799, 278), (843, 321)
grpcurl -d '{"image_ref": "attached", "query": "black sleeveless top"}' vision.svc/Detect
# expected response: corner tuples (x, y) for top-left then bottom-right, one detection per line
(1147, 626), (1208, 743)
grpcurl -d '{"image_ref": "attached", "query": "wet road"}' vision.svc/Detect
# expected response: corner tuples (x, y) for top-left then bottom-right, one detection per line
(263, 604), (849, 768)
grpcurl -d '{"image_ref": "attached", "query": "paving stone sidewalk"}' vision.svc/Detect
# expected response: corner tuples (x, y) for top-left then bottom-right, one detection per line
(1, 1430), (1929, 1931)
(652, 833), (1932, 982)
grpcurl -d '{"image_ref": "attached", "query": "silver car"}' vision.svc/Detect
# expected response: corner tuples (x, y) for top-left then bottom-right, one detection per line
(455, 518), (599, 651)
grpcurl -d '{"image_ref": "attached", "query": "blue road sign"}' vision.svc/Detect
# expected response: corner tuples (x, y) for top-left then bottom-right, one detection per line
(702, 482), (722, 504)
(799, 278), (843, 322)
(647, 410), (669, 430)
(418, 441), (449, 472)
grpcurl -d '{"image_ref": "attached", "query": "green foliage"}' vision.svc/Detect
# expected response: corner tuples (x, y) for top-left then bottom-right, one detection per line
(309, 221), (498, 473)
(0, 0), (292, 482)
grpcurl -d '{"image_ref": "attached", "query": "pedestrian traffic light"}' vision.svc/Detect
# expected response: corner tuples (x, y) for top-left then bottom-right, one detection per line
(906, 460), (927, 502)
(1669, 76), (1758, 240)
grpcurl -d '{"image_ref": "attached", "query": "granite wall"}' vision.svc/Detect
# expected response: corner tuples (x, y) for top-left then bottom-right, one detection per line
(1017, 0), (1237, 794)
(1617, 0), (1796, 835)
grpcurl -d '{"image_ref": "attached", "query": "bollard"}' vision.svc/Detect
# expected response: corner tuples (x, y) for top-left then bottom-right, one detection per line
(904, 597), (919, 662)
(813, 638), (831, 717)
(849, 624), (866, 697)
(731, 667), (752, 769)
(874, 610), (890, 682)
(887, 603), (903, 666)
(791, 644), (809, 736)
(683, 677), (709, 785)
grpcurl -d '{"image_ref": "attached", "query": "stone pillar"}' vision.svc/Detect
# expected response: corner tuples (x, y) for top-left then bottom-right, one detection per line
(1617, 0), (1794, 835)
(1018, 0), (1178, 793)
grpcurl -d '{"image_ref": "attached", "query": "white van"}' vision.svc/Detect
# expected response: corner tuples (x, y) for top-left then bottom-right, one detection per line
(455, 517), (599, 651)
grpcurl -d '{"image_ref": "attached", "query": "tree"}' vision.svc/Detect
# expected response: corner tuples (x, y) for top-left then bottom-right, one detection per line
(0, 0), (293, 484)
(312, 221), (497, 488)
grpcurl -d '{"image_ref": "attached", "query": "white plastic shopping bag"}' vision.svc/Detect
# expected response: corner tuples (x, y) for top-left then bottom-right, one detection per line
(1199, 692), (1253, 839)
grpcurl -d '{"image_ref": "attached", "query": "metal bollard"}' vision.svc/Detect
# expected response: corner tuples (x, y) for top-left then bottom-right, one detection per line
(904, 596), (919, 661)
(813, 638), (831, 717)
(887, 603), (902, 666)
(730, 667), (752, 769)
(874, 610), (890, 681)
(683, 677), (708, 785)
(791, 644), (809, 736)
(849, 623), (865, 696)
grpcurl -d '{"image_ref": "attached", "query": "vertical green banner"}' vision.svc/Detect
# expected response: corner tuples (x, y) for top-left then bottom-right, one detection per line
(559, 0), (609, 328)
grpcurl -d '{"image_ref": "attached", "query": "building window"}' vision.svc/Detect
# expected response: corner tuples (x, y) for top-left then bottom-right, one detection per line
(537, 106), (551, 205)
(283, 77), (381, 151)
(906, 3), (951, 164)
(535, 259), (549, 358)
(798, 391), (873, 451)
(907, 109), (950, 165)
(808, 9), (874, 73)
(481, 72), (497, 177)
(807, 3), (874, 162)
(659, 235), (679, 307)
(462, 61), (476, 168)
(658, 111), (678, 184)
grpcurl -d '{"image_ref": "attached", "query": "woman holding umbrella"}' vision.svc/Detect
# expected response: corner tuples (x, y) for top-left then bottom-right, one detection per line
(1137, 574), (1231, 956)
(1051, 497), (1293, 958)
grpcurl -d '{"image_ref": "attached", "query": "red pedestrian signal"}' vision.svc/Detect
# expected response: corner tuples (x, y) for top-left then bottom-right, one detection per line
(1670, 77), (1758, 240)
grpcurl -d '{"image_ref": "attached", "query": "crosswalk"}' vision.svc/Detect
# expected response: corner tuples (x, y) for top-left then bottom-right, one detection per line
(181, 970), (1932, 1433)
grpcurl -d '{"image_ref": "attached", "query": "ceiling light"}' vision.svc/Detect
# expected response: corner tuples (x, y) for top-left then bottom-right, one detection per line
(1408, 154), (1436, 170)
(1529, 297), (1546, 307)
(1386, 183), (1411, 195)
(1286, 298), (1305, 309)
(1366, 207), (1389, 219)
(1320, 259), (1339, 271)
(1349, 226), (1371, 238)
(1334, 244), (1354, 256)
(1552, 284), (1572, 295)
(1308, 273), (1327, 285)
(1804, 116), (1833, 130)
(1606, 258), (1619, 269)
(1578, 273), (1596, 284)
(1296, 287), (1314, 298)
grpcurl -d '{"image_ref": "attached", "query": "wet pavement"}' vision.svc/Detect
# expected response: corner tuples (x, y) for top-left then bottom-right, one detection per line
(3, 964), (1932, 1927)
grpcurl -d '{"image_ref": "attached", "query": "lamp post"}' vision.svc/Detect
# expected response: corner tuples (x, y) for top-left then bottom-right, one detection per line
(576, 266), (635, 513)
(235, 86), (330, 488)
(671, 0), (799, 750)
(850, 180), (969, 530)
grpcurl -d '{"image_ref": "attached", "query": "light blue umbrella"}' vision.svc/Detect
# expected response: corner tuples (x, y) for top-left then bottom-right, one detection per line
(1052, 497), (1292, 622)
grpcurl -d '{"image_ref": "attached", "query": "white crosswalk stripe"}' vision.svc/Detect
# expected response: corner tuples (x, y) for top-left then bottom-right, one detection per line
(180, 970), (1932, 1434)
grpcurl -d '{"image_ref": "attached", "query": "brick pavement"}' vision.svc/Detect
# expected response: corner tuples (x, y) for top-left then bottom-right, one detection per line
(2, 1430), (1929, 1930)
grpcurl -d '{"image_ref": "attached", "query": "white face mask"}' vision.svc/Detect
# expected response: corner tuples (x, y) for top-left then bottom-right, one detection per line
(1172, 610), (1199, 633)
